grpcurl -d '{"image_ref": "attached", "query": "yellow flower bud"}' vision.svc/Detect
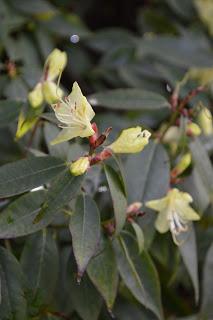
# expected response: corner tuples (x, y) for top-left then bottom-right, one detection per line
(108, 127), (151, 154)
(197, 107), (213, 135)
(42, 81), (63, 104)
(188, 67), (213, 86)
(28, 83), (43, 108)
(186, 122), (201, 136)
(70, 157), (90, 176)
(195, 0), (213, 36)
(45, 48), (67, 81)
(171, 153), (192, 178)
(163, 126), (180, 143)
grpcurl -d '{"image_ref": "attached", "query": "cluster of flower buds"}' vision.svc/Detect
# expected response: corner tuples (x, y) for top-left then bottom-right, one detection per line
(28, 49), (67, 108)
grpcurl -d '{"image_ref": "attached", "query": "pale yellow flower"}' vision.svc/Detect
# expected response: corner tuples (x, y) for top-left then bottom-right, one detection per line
(146, 188), (200, 244)
(70, 157), (90, 176)
(108, 127), (151, 154)
(51, 82), (95, 145)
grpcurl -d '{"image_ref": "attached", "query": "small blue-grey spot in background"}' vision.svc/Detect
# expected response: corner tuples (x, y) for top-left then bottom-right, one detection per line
(70, 34), (80, 43)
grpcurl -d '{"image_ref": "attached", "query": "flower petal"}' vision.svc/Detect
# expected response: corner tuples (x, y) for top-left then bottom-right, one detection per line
(68, 82), (95, 121)
(155, 209), (170, 233)
(175, 201), (200, 221)
(146, 197), (168, 212)
(50, 128), (82, 145)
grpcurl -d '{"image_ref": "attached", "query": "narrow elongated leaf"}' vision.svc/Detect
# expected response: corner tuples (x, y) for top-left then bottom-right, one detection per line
(68, 256), (102, 320)
(87, 237), (118, 310)
(0, 191), (48, 238)
(21, 230), (59, 306)
(124, 141), (170, 203)
(89, 89), (170, 111)
(69, 194), (101, 276)
(190, 138), (213, 203)
(0, 156), (66, 198)
(131, 222), (145, 254)
(104, 165), (127, 234)
(0, 247), (27, 319)
(113, 237), (163, 320)
(34, 169), (84, 223)
(0, 100), (22, 127)
(179, 225), (199, 302)
(201, 243), (213, 318)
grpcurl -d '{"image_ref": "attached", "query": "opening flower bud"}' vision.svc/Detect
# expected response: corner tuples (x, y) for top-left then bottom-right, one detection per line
(108, 127), (151, 154)
(171, 153), (192, 178)
(45, 48), (67, 81)
(186, 122), (201, 136)
(70, 157), (90, 176)
(197, 106), (213, 135)
(43, 81), (63, 104)
(28, 83), (43, 108)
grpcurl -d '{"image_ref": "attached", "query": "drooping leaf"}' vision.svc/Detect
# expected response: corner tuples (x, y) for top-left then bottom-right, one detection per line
(190, 138), (213, 204)
(0, 100), (22, 127)
(131, 221), (145, 254)
(104, 165), (127, 234)
(87, 237), (119, 310)
(68, 256), (102, 320)
(201, 243), (213, 318)
(0, 156), (66, 198)
(179, 225), (199, 303)
(21, 229), (59, 308)
(89, 89), (170, 111)
(124, 141), (170, 203)
(0, 246), (27, 319)
(113, 236), (163, 320)
(69, 194), (101, 276)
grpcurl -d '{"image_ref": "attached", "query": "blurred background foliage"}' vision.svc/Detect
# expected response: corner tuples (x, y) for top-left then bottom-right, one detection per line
(0, 0), (213, 319)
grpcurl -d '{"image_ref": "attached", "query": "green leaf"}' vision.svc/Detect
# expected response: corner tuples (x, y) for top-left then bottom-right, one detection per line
(33, 169), (84, 224)
(179, 225), (199, 303)
(0, 246), (27, 319)
(104, 165), (127, 234)
(201, 243), (213, 318)
(0, 190), (51, 238)
(190, 138), (213, 204)
(89, 89), (170, 111)
(131, 222), (145, 254)
(124, 141), (170, 203)
(10, 0), (56, 15)
(87, 237), (119, 310)
(69, 194), (101, 276)
(0, 100), (22, 127)
(68, 257), (102, 320)
(21, 229), (59, 307)
(137, 34), (213, 68)
(113, 236), (163, 320)
(0, 156), (66, 198)
(44, 122), (69, 160)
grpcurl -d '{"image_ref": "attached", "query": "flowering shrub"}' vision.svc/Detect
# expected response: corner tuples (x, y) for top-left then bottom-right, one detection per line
(0, 1), (213, 320)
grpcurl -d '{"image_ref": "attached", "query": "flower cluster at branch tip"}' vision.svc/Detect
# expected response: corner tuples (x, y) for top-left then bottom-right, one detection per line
(146, 188), (200, 245)
(51, 82), (95, 145)
(28, 48), (67, 108)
